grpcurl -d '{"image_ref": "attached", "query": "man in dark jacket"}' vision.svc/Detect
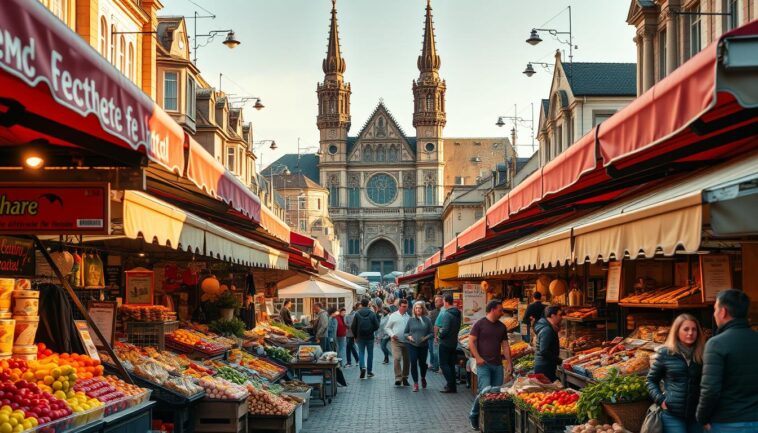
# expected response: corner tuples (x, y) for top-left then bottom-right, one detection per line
(533, 305), (562, 382)
(437, 294), (462, 393)
(522, 292), (545, 343)
(351, 298), (380, 379)
(696, 289), (758, 432)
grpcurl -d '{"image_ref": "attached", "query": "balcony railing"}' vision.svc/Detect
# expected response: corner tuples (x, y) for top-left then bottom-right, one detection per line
(329, 206), (442, 218)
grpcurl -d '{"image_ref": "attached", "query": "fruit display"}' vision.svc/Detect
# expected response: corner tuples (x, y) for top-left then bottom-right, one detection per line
(197, 376), (248, 400)
(72, 377), (125, 415)
(264, 346), (293, 364)
(119, 305), (174, 322)
(510, 341), (532, 359)
(166, 329), (228, 355)
(228, 350), (286, 382)
(569, 419), (628, 433)
(35, 343), (53, 360)
(619, 284), (701, 305)
(576, 371), (648, 421)
(212, 365), (250, 386)
(182, 323), (237, 348)
(0, 380), (68, 431)
(246, 383), (294, 416)
(268, 322), (309, 341)
(23, 360), (78, 395)
(514, 354), (535, 373)
(480, 392), (512, 402)
(501, 299), (519, 310)
(515, 389), (580, 416)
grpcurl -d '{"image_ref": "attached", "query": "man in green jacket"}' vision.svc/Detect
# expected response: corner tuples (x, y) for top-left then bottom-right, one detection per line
(696, 289), (758, 433)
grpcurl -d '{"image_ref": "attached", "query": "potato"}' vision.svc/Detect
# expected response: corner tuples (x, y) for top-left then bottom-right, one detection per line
(588, 419), (599, 427)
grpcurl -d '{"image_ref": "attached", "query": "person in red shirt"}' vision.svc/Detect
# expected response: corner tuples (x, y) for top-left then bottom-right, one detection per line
(337, 308), (348, 367)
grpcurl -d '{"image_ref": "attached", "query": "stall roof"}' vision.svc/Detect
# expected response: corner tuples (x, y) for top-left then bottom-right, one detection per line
(397, 268), (435, 285)
(278, 278), (352, 297)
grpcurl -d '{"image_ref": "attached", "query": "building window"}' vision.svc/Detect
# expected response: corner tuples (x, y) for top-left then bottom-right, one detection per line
(118, 36), (125, 73)
(592, 110), (615, 126)
(186, 76), (196, 120)
(404, 237), (415, 255)
(317, 198), (321, 210)
(426, 94), (433, 111)
(658, 30), (667, 80)
(275, 298), (304, 320)
(348, 239), (360, 255)
(425, 226), (436, 243)
(163, 72), (178, 111)
(109, 25), (117, 64)
(566, 115), (573, 146)
(99, 17), (108, 57)
(474, 209), (483, 219)
(556, 125), (563, 153)
(50, 0), (66, 22)
(127, 43), (134, 80)
(687, 4), (702, 59)
(299, 220), (306, 232)
(724, 0), (740, 31)
(227, 146), (236, 172)
(366, 174), (397, 205)
(348, 187), (360, 208)
(424, 184), (436, 205)
(544, 138), (551, 163)
(329, 186), (339, 207)
(455, 176), (465, 186)
(403, 187), (416, 208)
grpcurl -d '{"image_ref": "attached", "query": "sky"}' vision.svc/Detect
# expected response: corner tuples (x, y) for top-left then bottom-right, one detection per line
(160, 0), (637, 164)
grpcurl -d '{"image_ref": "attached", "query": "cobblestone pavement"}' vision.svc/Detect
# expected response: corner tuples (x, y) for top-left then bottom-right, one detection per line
(302, 348), (475, 433)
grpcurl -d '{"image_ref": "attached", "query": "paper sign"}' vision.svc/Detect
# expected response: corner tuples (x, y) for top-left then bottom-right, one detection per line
(125, 268), (154, 305)
(700, 255), (732, 302)
(87, 301), (116, 347)
(606, 262), (622, 303)
(462, 283), (486, 325)
(74, 321), (101, 361)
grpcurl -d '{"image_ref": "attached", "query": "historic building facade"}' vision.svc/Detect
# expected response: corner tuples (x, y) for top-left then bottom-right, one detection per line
(316, 0), (447, 275)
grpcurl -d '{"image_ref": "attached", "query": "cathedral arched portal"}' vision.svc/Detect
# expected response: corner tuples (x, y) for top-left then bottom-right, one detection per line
(366, 238), (397, 277)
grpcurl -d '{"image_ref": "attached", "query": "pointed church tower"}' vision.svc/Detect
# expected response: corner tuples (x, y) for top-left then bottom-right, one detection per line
(317, 0), (351, 165)
(413, 0), (446, 205)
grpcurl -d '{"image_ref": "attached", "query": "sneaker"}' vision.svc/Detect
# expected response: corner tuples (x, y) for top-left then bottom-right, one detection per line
(402, 378), (410, 387)
(421, 378), (427, 389)
(345, 363), (352, 368)
(412, 384), (419, 392)
(367, 372), (375, 378)
(394, 380), (401, 386)
(382, 359), (389, 364)
(360, 369), (366, 379)
(470, 417), (480, 431)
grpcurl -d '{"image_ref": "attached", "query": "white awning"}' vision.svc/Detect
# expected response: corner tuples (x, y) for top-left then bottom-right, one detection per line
(124, 191), (287, 270)
(574, 151), (758, 262)
(278, 278), (353, 297)
(123, 191), (206, 253)
(458, 257), (482, 279)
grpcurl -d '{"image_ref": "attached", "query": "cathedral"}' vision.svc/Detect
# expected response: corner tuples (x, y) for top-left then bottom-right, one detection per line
(316, 0), (506, 276)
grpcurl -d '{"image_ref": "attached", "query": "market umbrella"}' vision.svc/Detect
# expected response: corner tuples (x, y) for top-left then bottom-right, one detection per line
(277, 278), (352, 297)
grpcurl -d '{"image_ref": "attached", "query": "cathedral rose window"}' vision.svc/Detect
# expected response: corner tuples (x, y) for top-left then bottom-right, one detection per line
(366, 174), (398, 205)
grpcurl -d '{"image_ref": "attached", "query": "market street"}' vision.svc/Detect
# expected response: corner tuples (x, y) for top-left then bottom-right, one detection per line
(303, 353), (474, 432)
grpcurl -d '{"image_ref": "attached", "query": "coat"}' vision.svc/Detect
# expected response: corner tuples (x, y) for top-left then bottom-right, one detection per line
(437, 307), (461, 348)
(646, 346), (701, 421)
(534, 318), (560, 376)
(696, 318), (758, 424)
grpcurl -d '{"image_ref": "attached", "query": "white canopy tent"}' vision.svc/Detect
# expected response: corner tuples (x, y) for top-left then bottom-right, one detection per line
(276, 277), (355, 322)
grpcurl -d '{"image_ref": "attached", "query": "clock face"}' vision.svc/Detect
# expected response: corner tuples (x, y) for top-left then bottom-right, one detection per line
(328, 130), (336, 139)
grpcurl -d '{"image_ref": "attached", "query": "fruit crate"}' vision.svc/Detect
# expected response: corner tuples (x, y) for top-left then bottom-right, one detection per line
(480, 395), (515, 433)
(527, 413), (578, 433)
(247, 411), (296, 433)
(514, 406), (530, 433)
(194, 397), (248, 433)
(124, 320), (179, 351)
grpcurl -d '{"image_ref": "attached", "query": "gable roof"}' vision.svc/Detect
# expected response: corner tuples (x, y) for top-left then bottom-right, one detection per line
(262, 154), (321, 184)
(561, 62), (637, 96)
(272, 173), (326, 191)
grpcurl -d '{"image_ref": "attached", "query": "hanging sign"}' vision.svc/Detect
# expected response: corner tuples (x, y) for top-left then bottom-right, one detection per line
(87, 301), (116, 348)
(700, 255), (732, 302)
(606, 262), (622, 303)
(0, 183), (109, 234)
(0, 236), (35, 277)
(461, 284), (484, 325)
(74, 321), (101, 361)
(125, 268), (154, 305)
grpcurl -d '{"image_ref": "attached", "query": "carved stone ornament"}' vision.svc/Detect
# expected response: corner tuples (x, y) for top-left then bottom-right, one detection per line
(403, 172), (416, 186)
(348, 174), (360, 188)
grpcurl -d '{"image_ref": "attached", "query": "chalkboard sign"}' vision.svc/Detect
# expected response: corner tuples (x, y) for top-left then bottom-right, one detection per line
(105, 266), (122, 289)
(0, 236), (35, 277)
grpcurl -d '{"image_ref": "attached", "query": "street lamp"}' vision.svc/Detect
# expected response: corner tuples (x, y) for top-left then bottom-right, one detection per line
(190, 11), (241, 64)
(496, 104), (536, 185)
(522, 62), (551, 77)
(228, 94), (265, 111)
(524, 6), (576, 63)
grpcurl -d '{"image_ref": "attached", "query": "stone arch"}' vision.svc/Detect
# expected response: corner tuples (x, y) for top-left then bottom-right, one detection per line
(366, 238), (398, 276)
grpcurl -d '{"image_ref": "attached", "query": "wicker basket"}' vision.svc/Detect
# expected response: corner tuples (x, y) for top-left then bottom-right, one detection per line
(601, 399), (651, 433)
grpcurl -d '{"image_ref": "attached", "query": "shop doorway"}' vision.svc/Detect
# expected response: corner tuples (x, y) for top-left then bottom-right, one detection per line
(367, 239), (397, 277)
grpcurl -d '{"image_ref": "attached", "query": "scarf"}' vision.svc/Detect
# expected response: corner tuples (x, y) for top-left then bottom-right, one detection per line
(677, 341), (695, 365)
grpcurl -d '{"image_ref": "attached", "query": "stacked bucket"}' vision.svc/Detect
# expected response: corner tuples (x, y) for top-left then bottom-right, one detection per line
(0, 278), (40, 360)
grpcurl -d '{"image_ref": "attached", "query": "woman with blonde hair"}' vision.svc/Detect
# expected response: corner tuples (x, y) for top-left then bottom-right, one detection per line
(403, 301), (433, 392)
(646, 313), (706, 433)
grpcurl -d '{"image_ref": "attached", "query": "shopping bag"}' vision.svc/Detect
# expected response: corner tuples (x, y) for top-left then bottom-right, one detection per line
(640, 403), (663, 433)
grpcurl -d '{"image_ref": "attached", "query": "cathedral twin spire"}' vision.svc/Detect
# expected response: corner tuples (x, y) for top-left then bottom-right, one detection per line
(418, 0), (441, 77)
(323, 0), (346, 80)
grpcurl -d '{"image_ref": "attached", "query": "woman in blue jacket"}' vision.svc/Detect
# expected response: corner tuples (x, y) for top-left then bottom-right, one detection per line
(646, 313), (706, 433)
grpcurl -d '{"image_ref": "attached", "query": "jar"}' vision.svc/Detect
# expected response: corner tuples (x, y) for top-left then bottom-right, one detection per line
(13, 316), (38, 346)
(12, 345), (37, 361)
(0, 318), (16, 353)
(0, 279), (14, 313)
(12, 290), (40, 317)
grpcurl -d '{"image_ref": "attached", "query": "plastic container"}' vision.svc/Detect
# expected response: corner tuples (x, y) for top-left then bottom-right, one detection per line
(0, 279), (14, 313)
(12, 344), (37, 361)
(13, 316), (39, 346)
(0, 318), (15, 353)
(12, 290), (40, 317)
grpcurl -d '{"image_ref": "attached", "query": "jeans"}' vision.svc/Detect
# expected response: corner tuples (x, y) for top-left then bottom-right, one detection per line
(356, 339), (374, 373)
(390, 340), (410, 381)
(439, 344), (457, 391)
(319, 337), (330, 354)
(336, 336), (346, 367)
(708, 421), (758, 433)
(428, 339), (439, 370)
(380, 337), (391, 361)
(522, 323), (531, 343)
(660, 412), (702, 433)
(346, 337), (359, 365)
(470, 364), (505, 423)
(408, 344), (429, 384)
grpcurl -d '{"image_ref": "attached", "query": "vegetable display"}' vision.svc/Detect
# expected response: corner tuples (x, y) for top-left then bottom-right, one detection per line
(197, 376), (248, 400)
(246, 383), (294, 416)
(514, 354), (535, 372)
(268, 322), (309, 341)
(576, 371), (648, 421)
(264, 346), (293, 364)
(209, 318), (246, 338)
(569, 419), (627, 433)
(516, 389), (580, 416)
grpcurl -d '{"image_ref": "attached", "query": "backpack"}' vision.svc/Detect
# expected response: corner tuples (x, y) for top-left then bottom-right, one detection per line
(356, 311), (375, 339)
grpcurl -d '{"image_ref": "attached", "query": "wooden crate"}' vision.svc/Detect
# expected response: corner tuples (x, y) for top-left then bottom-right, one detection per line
(194, 398), (248, 433)
(248, 412), (295, 433)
